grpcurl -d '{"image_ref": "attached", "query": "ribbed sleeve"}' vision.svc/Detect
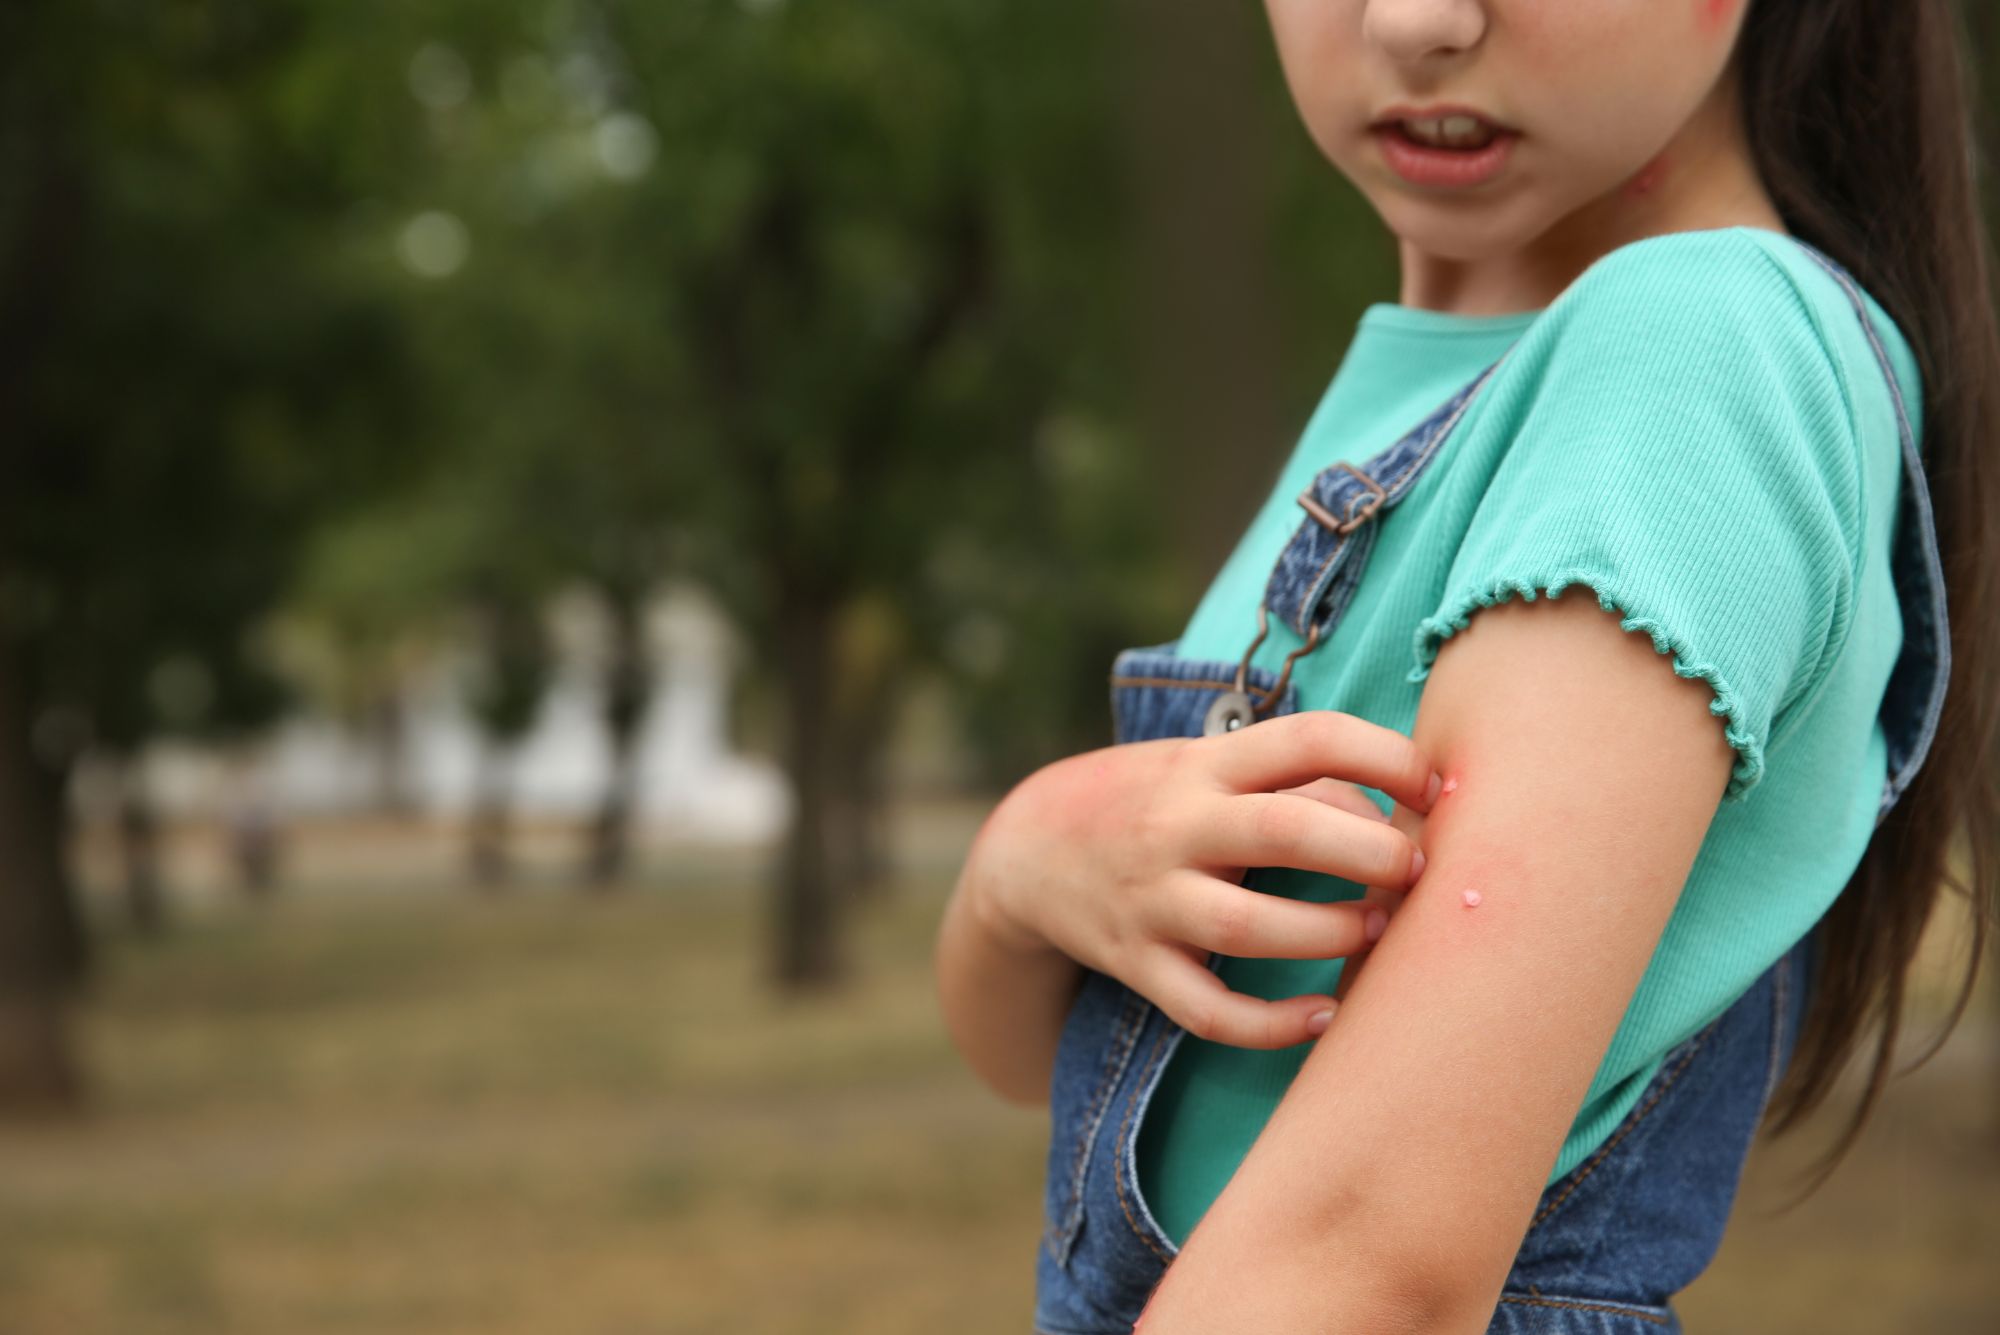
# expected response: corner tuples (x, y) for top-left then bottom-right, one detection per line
(1406, 231), (1865, 803)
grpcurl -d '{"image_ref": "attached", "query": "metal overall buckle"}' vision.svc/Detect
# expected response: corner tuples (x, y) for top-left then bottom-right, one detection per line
(1298, 461), (1387, 536)
(1202, 463), (1385, 737)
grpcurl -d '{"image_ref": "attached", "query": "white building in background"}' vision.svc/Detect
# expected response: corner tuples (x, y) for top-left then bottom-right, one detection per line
(139, 581), (790, 843)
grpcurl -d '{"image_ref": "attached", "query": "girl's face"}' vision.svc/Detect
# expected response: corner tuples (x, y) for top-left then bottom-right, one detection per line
(1264, 0), (1756, 280)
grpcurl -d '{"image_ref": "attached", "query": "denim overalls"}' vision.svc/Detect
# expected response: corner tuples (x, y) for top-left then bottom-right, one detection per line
(1032, 239), (1951, 1335)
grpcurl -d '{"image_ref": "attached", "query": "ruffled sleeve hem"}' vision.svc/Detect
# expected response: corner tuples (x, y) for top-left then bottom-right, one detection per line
(1406, 571), (1765, 802)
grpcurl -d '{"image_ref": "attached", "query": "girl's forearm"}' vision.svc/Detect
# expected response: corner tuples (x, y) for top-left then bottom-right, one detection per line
(1136, 1205), (1482, 1335)
(933, 830), (1084, 1107)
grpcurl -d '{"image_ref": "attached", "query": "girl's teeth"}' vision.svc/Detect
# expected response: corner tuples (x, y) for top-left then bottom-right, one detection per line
(1401, 115), (1498, 149)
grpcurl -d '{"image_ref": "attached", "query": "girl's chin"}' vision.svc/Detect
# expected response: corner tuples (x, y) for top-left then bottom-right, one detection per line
(1371, 206), (1536, 264)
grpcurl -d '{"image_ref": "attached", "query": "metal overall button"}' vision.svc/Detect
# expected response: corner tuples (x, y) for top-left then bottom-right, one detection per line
(1204, 605), (1322, 736)
(1202, 691), (1258, 736)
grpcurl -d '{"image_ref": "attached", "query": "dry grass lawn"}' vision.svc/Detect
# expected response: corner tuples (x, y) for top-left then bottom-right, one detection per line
(0, 809), (1994, 1333)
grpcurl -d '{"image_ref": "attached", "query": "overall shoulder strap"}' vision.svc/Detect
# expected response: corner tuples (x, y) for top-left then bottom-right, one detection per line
(1261, 357), (1505, 643)
(1784, 236), (1952, 823)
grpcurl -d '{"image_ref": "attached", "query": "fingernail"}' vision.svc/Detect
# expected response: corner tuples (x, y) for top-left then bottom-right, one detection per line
(1365, 908), (1388, 942)
(1307, 1007), (1336, 1035)
(1425, 771), (1443, 805)
(1409, 849), (1426, 884)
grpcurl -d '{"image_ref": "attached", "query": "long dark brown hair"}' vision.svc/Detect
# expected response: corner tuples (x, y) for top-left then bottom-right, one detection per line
(1737, 0), (2000, 1198)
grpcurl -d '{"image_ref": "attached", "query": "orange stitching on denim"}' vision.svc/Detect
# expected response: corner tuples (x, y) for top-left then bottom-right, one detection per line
(1530, 1017), (1723, 1228)
(1111, 1023), (1178, 1264)
(1045, 990), (1146, 1254)
(1110, 675), (1243, 692)
(1045, 992), (1136, 1250)
(1498, 1295), (1671, 1325)
(1072, 992), (1143, 1200)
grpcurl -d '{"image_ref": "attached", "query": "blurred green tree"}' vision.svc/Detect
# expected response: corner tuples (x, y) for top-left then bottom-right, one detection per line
(0, 0), (1400, 1125)
(310, 0), (1177, 982)
(0, 0), (426, 1110)
(600, 0), (1165, 983)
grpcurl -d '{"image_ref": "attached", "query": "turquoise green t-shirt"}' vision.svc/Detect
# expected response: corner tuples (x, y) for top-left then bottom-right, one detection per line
(1134, 225), (1921, 1246)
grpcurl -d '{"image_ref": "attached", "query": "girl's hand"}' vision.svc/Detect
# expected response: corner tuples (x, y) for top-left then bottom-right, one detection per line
(962, 711), (1440, 1050)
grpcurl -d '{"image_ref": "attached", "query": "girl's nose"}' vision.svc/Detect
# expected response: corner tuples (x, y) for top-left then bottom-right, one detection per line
(1363, 0), (1488, 66)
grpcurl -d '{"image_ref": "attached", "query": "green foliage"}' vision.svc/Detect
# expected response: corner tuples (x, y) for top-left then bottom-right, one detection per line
(280, 0), (1172, 778)
(1, 0), (1378, 785)
(0, 0), (426, 750)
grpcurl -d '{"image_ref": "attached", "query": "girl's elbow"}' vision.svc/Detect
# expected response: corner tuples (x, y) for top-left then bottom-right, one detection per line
(948, 1039), (1051, 1109)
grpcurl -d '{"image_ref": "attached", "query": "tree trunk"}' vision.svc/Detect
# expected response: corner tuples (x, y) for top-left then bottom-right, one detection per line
(772, 583), (845, 990)
(0, 60), (89, 1114)
(229, 800), (281, 900)
(117, 759), (166, 936)
(839, 746), (891, 902)
(0, 995), (81, 1118)
(366, 689), (415, 817)
(830, 669), (897, 903)
(232, 826), (281, 899)
(468, 750), (513, 890)
(0, 640), (87, 1116)
(585, 587), (650, 890)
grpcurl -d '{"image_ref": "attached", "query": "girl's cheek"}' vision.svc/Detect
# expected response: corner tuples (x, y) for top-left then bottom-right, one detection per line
(1696, 0), (1737, 34)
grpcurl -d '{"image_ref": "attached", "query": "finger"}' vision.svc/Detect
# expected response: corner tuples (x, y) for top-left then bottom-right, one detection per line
(1193, 709), (1440, 813)
(1274, 776), (1391, 824)
(1190, 792), (1425, 889)
(1142, 946), (1339, 1049)
(1159, 871), (1388, 960)
(1331, 884), (1405, 1002)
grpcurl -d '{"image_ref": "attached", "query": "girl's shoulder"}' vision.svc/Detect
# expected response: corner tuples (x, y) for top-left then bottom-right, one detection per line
(1414, 227), (1915, 802)
(1518, 225), (1921, 452)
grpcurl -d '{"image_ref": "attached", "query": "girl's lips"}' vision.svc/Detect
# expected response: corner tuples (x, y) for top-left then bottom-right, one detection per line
(1373, 123), (1520, 189)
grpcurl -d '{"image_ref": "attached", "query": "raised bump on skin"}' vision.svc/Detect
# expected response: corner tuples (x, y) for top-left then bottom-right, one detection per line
(1697, 0), (1737, 33)
(1623, 151), (1669, 199)
(1461, 887), (1482, 908)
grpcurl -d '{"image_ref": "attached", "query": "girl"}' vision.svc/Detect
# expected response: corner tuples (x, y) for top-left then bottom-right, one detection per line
(935, 2), (1999, 1332)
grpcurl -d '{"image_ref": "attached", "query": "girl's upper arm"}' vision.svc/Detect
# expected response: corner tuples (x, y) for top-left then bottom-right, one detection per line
(1172, 585), (1737, 1324)
(1146, 233), (1874, 1328)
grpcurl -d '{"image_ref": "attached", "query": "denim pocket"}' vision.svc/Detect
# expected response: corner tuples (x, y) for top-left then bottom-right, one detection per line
(1040, 644), (1301, 1274)
(1041, 971), (1150, 1268)
(1526, 1015), (1729, 1237)
(1503, 951), (1795, 1318)
(1758, 929), (1816, 1122)
(1107, 640), (1303, 745)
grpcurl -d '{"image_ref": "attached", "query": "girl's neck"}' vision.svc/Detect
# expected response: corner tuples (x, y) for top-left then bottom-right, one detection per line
(1394, 63), (1787, 317)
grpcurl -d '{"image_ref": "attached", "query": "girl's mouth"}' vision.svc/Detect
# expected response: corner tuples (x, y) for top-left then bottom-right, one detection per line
(1370, 110), (1520, 189)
